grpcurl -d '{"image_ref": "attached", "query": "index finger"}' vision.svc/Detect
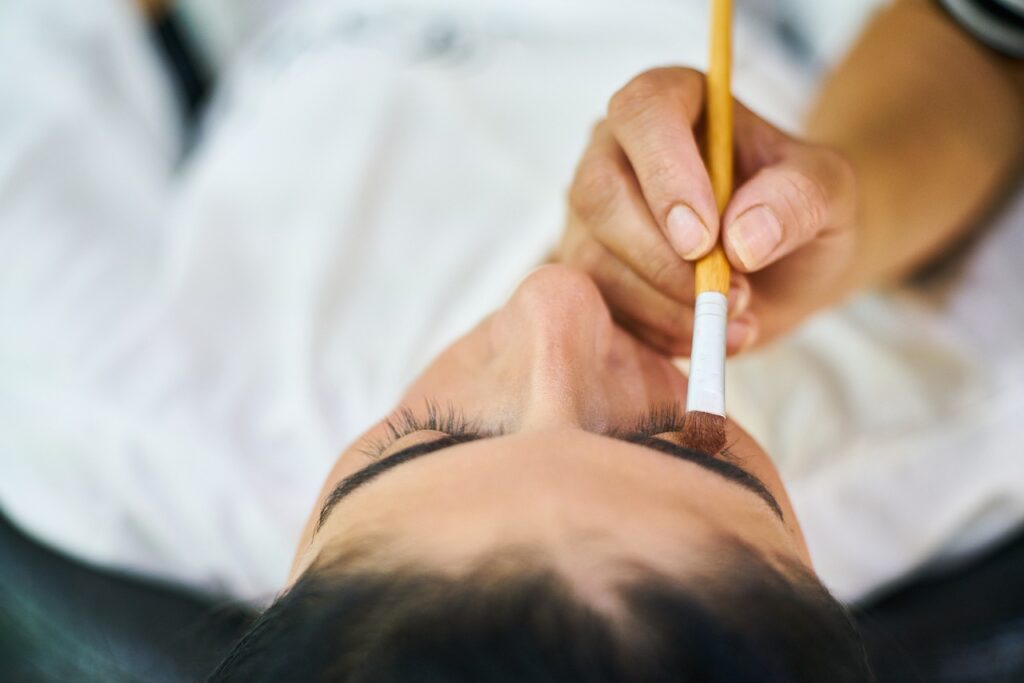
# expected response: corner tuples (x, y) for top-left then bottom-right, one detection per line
(607, 68), (719, 261)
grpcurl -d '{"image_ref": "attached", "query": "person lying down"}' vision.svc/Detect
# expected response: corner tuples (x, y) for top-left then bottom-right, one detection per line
(211, 265), (871, 681)
(4, 0), (1022, 680)
(207, 0), (1023, 671)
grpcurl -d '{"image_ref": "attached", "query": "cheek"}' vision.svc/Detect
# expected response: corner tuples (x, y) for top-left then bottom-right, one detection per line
(404, 320), (496, 394)
(399, 344), (514, 418)
(608, 328), (689, 400)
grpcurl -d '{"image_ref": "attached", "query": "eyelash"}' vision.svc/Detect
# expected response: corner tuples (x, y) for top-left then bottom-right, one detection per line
(360, 401), (694, 459)
(358, 401), (485, 458)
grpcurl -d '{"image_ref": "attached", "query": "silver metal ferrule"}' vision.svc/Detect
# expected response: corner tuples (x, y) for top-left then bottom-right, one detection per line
(685, 291), (727, 417)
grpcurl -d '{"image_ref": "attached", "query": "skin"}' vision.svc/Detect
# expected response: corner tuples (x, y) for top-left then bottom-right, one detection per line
(283, 0), (1024, 594)
(558, 0), (1024, 356)
(289, 265), (811, 589)
(134, 0), (170, 19)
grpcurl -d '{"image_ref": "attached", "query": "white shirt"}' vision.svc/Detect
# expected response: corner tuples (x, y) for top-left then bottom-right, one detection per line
(2, 0), (1020, 604)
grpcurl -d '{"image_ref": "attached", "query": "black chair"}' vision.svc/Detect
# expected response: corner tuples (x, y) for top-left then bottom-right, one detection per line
(0, 511), (253, 682)
(856, 528), (1024, 683)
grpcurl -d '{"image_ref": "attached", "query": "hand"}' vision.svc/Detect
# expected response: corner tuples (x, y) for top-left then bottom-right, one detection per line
(558, 67), (857, 356)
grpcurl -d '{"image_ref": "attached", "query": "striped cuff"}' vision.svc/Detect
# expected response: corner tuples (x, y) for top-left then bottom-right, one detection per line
(939, 0), (1024, 57)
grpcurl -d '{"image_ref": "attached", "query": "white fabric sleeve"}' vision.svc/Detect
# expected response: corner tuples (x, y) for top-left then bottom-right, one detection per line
(0, 0), (179, 571)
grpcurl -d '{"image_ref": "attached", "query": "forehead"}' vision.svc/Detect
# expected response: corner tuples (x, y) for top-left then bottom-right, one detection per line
(314, 430), (785, 568)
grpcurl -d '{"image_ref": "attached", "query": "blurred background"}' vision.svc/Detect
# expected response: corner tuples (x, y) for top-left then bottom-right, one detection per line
(2, 0), (1023, 681)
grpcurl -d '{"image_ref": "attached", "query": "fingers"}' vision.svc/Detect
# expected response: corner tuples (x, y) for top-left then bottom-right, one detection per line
(726, 273), (751, 324)
(560, 220), (757, 356)
(723, 144), (856, 273)
(726, 313), (758, 356)
(564, 233), (695, 355)
(607, 68), (719, 261)
(565, 66), (854, 355)
(569, 122), (695, 302)
(565, 118), (757, 354)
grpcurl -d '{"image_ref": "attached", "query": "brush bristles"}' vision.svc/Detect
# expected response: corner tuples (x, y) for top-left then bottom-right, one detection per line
(679, 411), (727, 454)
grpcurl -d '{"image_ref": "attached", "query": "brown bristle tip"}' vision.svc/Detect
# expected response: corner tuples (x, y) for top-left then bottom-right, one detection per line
(680, 412), (727, 454)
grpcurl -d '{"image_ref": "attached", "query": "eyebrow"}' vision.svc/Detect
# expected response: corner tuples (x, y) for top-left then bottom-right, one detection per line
(315, 433), (783, 535)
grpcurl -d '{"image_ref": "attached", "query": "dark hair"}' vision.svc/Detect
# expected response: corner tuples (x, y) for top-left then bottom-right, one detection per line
(211, 542), (872, 682)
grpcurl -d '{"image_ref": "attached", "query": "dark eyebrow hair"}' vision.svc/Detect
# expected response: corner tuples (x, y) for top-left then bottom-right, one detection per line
(314, 432), (783, 535)
(316, 436), (480, 532)
(622, 435), (784, 520)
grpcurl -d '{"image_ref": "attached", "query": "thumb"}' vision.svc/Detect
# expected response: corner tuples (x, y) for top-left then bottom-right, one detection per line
(722, 146), (855, 273)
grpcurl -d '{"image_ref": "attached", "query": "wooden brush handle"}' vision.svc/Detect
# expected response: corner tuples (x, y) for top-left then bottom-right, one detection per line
(694, 0), (733, 296)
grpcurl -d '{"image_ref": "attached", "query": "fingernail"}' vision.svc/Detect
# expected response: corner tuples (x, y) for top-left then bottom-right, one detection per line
(666, 204), (710, 260)
(729, 206), (782, 270)
(726, 317), (757, 352)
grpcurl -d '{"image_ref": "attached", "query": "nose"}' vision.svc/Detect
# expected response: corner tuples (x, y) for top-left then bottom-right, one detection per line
(494, 265), (616, 428)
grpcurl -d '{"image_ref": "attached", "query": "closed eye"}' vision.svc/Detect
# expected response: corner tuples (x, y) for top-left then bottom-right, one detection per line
(314, 420), (783, 537)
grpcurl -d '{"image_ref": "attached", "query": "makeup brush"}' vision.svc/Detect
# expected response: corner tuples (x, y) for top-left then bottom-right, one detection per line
(681, 0), (733, 454)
